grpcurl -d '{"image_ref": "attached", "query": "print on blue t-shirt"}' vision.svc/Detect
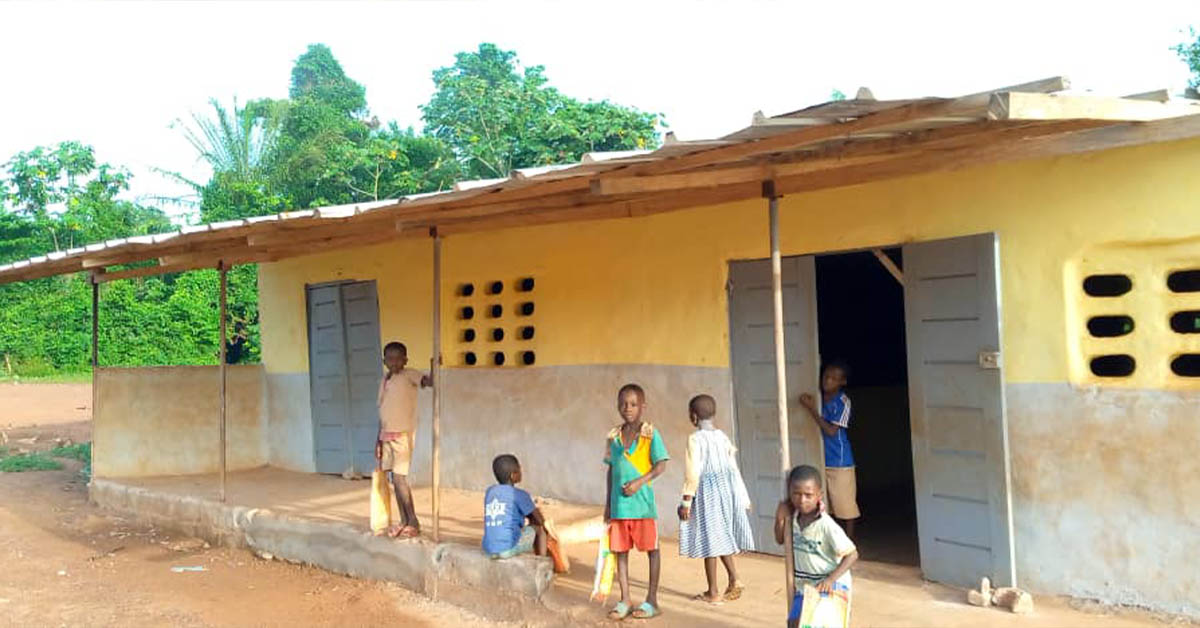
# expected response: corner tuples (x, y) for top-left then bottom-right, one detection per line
(821, 392), (854, 467)
(482, 484), (535, 555)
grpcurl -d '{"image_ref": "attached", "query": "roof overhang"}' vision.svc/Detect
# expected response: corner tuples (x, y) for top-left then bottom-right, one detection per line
(3, 76), (1199, 285)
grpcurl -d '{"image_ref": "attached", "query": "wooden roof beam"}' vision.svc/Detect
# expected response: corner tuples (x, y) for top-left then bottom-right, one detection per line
(771, 114), (1200, 197)
(994, 92), (1200, 122)
(591, 120), (1109, 196)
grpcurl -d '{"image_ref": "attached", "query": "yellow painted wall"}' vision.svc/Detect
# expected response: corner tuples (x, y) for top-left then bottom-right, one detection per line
(260, 136), (1200, 387)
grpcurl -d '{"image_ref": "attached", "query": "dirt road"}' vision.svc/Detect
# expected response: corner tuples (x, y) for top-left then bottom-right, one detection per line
(0, 382), (504, 627)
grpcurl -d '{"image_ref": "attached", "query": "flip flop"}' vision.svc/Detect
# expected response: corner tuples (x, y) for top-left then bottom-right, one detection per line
(691, 592), (723, 605)
(724, 582), (745, 601)
(607, 601), (632, 620)
(631, 602), (660, 619)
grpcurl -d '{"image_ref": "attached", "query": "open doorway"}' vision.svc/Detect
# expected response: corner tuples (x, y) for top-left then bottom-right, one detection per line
(814, 248), (918, 566)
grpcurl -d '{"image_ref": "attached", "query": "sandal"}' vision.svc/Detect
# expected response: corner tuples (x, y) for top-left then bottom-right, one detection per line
(631, 602), (660, 619)
(724, 582), (745, 601)
(691, 592), (723, 605)
(607, 601), (632, 620)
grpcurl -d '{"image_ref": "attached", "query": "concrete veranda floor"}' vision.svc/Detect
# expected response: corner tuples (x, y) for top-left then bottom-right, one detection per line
(106, 467), (1177, 627)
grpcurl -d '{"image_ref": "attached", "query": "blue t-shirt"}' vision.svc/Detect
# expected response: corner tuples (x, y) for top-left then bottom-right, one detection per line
(482, 484), (536, 555)
(821, 392), (854, 467)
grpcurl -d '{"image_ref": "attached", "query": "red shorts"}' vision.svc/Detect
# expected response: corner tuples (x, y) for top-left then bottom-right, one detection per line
(608, 519), (658, 553)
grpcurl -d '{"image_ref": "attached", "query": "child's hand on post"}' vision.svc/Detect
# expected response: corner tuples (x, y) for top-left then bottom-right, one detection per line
(799, 393), (816, 411)
(775, 500), (793, 526)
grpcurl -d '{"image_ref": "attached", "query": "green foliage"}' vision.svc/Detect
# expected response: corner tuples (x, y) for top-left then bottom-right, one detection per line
(0, 452), (63, 472)
(830, 89), (847, 101)
(50, 442), (91, 463)
(1175, 27), (1200, 89)
(422, 43), (664, 178)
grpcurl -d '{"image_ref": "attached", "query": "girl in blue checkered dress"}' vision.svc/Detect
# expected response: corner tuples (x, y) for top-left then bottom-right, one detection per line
(677, 394), (755, 604)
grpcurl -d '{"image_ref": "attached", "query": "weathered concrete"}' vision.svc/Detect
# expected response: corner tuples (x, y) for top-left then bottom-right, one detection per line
(264, 372), (316, 472)
(260, 364), (731, 538)
(1007, 383), (1200, 617)
(88, 478), (562, 623)
(94, 366), (267, 477)
(432, 364), (733, 538)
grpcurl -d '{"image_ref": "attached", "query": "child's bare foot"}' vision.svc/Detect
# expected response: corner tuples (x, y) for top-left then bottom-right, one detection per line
(397, 525), (420, 538)
(724, 581), (745, 601)
(691, 592), (723, 605)
(385, 524), (404, 538)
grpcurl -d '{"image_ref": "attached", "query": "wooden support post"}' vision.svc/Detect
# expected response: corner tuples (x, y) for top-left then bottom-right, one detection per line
(764, 181), (797, 611)
(871, 248), (904, 286)
(430, 229), (442, 543)
(218, 260), (228, 503)
(90, 275), (99, 477)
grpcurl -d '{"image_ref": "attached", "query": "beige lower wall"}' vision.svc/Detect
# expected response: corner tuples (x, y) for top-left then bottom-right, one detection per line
(94, 365), (268, 477)
(1007, 383), (1200, 617)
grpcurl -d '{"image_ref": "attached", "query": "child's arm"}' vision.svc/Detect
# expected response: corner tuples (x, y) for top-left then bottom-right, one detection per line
(678, 435), (699, 520)
(621, 459), (667, 496)
(603, 468), (612, 522)
(774, 500), (793, 545)
(527, 506), (546, 527)
(817, 550), (858, 593)
(799, 393), (839, 437)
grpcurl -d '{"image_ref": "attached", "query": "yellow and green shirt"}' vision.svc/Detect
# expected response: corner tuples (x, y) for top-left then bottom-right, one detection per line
(604, 422), (670, 520)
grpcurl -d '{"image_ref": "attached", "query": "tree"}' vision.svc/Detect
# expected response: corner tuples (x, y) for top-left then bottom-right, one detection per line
(265, 44), (373, 208)
(1, 142), (171, 255)
(421, 43), (664, 178)
(1174, 27), (1200, 89)
(830, 89), (847, 101)
(0, 142), (181, 375)
(164, 99), (289, 223)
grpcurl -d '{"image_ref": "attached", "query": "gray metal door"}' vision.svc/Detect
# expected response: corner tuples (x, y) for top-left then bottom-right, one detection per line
(728, 257), (822, 554)
(903, 233), (1016, 587)
(306, 281), (383, 476)
(342, 282), (384, 474)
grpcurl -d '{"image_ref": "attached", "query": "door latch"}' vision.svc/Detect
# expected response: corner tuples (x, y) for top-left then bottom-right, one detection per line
(978, 350), (1001, 369)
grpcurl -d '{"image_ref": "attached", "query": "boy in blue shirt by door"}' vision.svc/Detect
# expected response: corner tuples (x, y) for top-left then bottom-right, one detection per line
(482, 454), (548, 559)
(799, 361), (861, 540)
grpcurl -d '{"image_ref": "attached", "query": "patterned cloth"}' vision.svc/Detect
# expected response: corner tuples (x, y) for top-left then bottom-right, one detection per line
(678, 427), (756, 558)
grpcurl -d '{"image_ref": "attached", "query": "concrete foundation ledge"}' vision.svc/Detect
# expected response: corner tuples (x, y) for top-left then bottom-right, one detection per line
(88, 479), (567, 623)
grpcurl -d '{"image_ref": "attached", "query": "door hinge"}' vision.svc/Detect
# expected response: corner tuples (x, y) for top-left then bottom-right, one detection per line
(978, 350), (1001, 370)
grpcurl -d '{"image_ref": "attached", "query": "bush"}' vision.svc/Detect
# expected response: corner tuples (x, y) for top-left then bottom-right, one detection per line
(0, 452), (63, 472)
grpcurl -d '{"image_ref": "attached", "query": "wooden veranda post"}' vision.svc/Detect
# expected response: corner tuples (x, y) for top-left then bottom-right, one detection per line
(765, 181), (797, 610)
(218, 260), (228, 503)
(431, 229), (442, 542)
(91, 275), (99, 476)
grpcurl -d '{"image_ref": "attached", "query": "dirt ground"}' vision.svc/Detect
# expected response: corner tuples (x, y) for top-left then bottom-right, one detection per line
(2, 382), (1195, 627)
(0, 383), (509, 627)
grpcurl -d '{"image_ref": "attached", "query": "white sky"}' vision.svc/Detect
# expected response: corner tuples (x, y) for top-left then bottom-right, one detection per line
(0, 0), (1195, 220)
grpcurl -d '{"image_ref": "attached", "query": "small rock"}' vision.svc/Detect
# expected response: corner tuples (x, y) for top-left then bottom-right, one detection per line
(256, 551), (274, 561)
(967, 577), (991, 607)
(56, 570), (66, 577)
(16, 436), (37, 445)
(202, 542), (211, 549)
(992, 587), (1034, 614)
